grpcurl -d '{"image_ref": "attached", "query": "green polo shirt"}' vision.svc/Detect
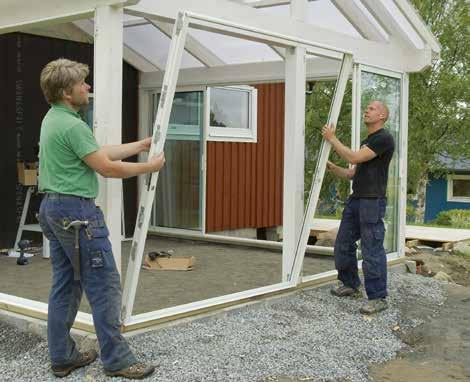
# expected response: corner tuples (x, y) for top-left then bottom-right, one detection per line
(38, 103), (100, 198)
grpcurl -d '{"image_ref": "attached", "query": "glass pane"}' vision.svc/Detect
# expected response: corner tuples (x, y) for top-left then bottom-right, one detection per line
(189, 28), (281, 65)
(453, 179), (470, 197)
(360, 71), (401, 253)
(151, 91), (203, 230)
(210, 87), (249, 129)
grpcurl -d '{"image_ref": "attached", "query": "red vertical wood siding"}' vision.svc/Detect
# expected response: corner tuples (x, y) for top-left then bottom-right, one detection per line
(206, 83), (285, 232)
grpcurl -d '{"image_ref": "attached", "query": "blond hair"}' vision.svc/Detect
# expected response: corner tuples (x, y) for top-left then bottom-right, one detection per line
(40, 58), (89, 104)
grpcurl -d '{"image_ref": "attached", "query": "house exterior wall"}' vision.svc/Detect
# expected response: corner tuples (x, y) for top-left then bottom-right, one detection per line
(0, 32), (139, 248)
(424, 174), (470, 222)
(205, 83), (285, 233)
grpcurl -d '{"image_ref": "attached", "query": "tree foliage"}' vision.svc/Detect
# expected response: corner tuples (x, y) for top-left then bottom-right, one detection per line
(407, 0), (470, 192)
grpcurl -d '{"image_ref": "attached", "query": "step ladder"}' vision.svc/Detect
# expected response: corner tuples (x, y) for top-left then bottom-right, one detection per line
(14, 186), (50, 258)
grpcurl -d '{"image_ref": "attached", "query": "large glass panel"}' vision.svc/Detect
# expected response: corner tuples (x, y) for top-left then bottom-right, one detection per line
(150, 91), (203, 230)
(360, 71), (401, 253)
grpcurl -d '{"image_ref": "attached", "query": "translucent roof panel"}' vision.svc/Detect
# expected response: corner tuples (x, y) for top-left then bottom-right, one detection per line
(124, 24), (204, 69)
(350, 0), (389, 40)
(123, 14), (143, 23)
(188, 28), (282, 65)
(258, 0), (362, 39)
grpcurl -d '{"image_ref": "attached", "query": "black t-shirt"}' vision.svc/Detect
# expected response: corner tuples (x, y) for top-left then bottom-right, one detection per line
(351, 128), (395, 198)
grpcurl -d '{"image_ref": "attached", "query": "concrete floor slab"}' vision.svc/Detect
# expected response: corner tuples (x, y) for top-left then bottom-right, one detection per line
(0, 236), (334, 315)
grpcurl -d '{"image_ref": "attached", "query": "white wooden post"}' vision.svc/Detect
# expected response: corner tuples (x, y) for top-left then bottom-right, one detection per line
(282, 0), (307, 282)
(93, 4), (124, 273)
(289, 54), (353, 283)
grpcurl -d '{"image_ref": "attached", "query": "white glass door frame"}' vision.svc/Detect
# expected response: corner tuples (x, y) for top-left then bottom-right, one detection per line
(147, 86), (206, 233)
(352, 63), (408, 259)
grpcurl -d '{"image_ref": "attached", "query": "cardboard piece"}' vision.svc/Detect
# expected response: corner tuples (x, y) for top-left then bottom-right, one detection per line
(17, 162), (38, 186)
(142, 254), (195, 271)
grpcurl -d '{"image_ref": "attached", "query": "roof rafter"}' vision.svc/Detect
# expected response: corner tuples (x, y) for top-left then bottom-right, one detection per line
(360, 0), (422, 49)
(331, 0), (387, 42)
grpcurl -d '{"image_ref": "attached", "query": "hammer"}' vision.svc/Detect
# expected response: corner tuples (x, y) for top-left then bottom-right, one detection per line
(63, 220), (88, 282)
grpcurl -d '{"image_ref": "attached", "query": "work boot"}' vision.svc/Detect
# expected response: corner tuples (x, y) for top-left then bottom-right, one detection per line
(360, 298), (388, 314)
(51, 349), (98, 377)
(105, 362), (156, 379)
(330, 283), (362, 298)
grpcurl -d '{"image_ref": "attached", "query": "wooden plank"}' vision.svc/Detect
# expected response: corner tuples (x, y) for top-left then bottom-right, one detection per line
(230, 143), (238, 229)
(275, 83), (284, 225)
(215, 143), (224, 231)
(238, 144), (246, 228)
(406, 226), (470, 243)
(257, 85), (265, 228)
(268, 83), (275, 226)
(223, 142), (231, 229)
(310, 218), (470, 243)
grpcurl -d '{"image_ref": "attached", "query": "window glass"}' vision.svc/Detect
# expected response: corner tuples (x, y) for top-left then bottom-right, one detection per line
(360, 71), (401, 253)
(453, 179), (470, 198)
(210, 87), (250, 130)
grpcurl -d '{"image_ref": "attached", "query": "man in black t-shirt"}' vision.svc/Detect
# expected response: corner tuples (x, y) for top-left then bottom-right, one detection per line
(321, 100), (395, 314)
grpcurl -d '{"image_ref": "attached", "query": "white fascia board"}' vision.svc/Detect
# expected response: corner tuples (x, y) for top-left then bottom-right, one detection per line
(74, 19), (160, 72)
(125, 0), (432, 72)
(146, 18), (225, 67)
(0, 0), (137, 34)
(393, 0), (441, 53)
(93, 5), (124, 273)
(140, 58), (342, 88)
(331, 0), (387, 42)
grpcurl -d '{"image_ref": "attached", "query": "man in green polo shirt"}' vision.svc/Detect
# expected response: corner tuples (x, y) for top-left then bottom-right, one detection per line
(38, 58), (164, 379)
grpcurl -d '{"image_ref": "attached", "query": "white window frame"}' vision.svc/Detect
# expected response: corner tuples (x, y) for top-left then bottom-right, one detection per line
(205, 85), (258, 143)
(447, 174), (470, 203)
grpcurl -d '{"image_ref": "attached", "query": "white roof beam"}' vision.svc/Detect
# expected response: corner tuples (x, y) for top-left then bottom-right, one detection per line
(244, 0), (291, 8)
(0, 0), (138, 34)
(146, 18), (225, 67)
(393, 0), (440, 53)
(360, 0), (421, 49)
(123, 19), (150, 28)
(125, 0), (434, 72)
(331, 0), (387, 42)
(74, 19), (161, 72)
(140, 58), (343, 88)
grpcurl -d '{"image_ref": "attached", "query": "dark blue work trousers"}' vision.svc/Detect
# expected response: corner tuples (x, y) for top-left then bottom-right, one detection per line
(38, 193), (136, 371)
(334, 197), (388, 300)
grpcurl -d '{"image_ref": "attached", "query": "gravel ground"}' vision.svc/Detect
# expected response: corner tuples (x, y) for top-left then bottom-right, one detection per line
(0, 269), (447, 382)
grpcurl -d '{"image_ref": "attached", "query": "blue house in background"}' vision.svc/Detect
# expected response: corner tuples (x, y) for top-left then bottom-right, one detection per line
(424, 156), (470, 222)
